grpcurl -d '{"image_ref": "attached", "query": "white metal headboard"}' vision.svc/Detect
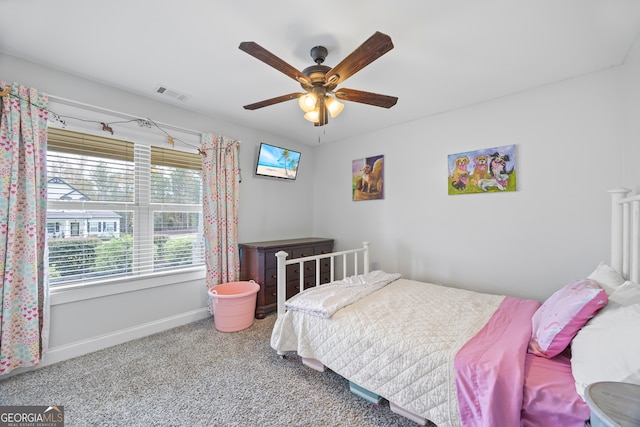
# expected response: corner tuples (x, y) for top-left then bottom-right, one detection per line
(275, 241), (370, 317)
(610, 188), (640, 283)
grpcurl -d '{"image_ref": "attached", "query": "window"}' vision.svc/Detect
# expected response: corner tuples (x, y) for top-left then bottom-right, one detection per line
(46, 127), (204, 286)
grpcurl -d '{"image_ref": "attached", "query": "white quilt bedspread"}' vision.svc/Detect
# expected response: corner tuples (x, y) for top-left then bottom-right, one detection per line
(271, 279), (504, 427)
(284, 270), (401, 318)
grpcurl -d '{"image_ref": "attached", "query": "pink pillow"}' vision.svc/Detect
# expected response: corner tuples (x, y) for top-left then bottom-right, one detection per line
(528, 279), (607, 358)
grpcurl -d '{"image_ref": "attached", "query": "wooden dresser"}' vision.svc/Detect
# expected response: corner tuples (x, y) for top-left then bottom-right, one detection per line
(239, 237), (334, 318)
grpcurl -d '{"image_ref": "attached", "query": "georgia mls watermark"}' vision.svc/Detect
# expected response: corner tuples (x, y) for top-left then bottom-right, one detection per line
(0, 406), (64, 427)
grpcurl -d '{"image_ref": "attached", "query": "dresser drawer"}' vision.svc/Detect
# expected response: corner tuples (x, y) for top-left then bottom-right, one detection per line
(318, 258), (331, 273)
(264, 267), (279, 287)
(287, 277), (319, 298)
(292, 246), (316, 259)
(315, 244), (333, 256)
(264, 250), (279, 269)
(290, 260), (316, 278)
(319, 271), (331, 285)
(266, 262), (325, 287)
(289, 272), (332, 296)
(263, 284), (277, 306)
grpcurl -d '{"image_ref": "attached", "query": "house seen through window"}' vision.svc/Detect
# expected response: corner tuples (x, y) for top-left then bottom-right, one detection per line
(46, 127), (204, 286)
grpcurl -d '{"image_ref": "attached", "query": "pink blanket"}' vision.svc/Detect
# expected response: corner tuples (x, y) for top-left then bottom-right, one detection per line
(520, 352), (590, 427)
(454, 296), (541, 427)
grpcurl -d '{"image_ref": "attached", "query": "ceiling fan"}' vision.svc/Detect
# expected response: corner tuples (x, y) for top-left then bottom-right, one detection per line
(239, 31), (398, 127)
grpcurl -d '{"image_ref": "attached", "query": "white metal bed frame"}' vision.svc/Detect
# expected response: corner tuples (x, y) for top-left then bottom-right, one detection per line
(610, 188), (640, 283)
(275, 241), (370, 317)
(269, 189), (639, 426)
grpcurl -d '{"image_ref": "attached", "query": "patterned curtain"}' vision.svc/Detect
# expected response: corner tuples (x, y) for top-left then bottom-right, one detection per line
(201, 133), (240, 298)
(0, 82), (49, 375)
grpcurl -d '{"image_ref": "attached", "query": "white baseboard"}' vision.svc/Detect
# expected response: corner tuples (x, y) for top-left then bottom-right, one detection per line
(41, 308), (211, 367)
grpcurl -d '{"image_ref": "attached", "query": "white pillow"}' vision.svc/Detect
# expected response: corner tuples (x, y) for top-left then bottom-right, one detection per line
(587, 262), (626, 295)
(571, 304), (640, 399)
(609, 280), (640, 306)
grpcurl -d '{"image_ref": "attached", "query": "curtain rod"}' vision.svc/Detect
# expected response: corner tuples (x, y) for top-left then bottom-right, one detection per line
(47, 93), (204, 138)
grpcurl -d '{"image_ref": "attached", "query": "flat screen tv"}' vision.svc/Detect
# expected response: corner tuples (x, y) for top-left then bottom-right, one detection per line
(255, 142), (301, 180)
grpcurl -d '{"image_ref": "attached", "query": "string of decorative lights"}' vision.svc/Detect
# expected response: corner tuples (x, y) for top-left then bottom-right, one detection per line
(0, 84), (211, 156)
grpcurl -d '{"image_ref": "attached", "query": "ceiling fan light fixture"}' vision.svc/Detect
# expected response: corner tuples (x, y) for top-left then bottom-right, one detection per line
(298, 93), (317, 112)
(303, 108), (320, 123)
(326, 96), (344, 118)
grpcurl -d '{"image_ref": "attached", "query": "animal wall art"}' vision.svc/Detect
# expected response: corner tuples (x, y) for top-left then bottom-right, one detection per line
(448, 145), (516, 195)
(352, 155), (384, 201)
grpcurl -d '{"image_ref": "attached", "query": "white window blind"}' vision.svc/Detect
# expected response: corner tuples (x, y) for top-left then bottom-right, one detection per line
(46, 127), (204, 286)
(150, 145), (204, 272)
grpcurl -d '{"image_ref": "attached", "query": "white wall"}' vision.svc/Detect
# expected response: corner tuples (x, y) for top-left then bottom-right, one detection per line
(623, 35), (640, 190)
(313, 68), (627, 301)
(0, 54), (317, 364)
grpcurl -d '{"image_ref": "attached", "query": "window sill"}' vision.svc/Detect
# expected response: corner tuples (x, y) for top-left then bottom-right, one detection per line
(50, 266), (207, 306)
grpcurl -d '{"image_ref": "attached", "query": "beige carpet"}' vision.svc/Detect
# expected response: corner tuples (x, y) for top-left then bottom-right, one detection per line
(0, 313), (424, 426)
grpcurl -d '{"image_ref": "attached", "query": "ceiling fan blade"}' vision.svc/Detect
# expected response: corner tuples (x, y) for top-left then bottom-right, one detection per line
(324, 32), (394, 88)
(243, 92), (304, 110)
(335, 88), (398, 108)
(239, 42), (312, 85)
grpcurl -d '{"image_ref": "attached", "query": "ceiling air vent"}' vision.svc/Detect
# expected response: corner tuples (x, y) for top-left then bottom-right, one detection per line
(155, 85), (191, 102)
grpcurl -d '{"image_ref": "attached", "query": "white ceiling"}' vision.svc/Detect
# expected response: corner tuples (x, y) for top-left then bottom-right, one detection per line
(1, 0), (640, 145)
